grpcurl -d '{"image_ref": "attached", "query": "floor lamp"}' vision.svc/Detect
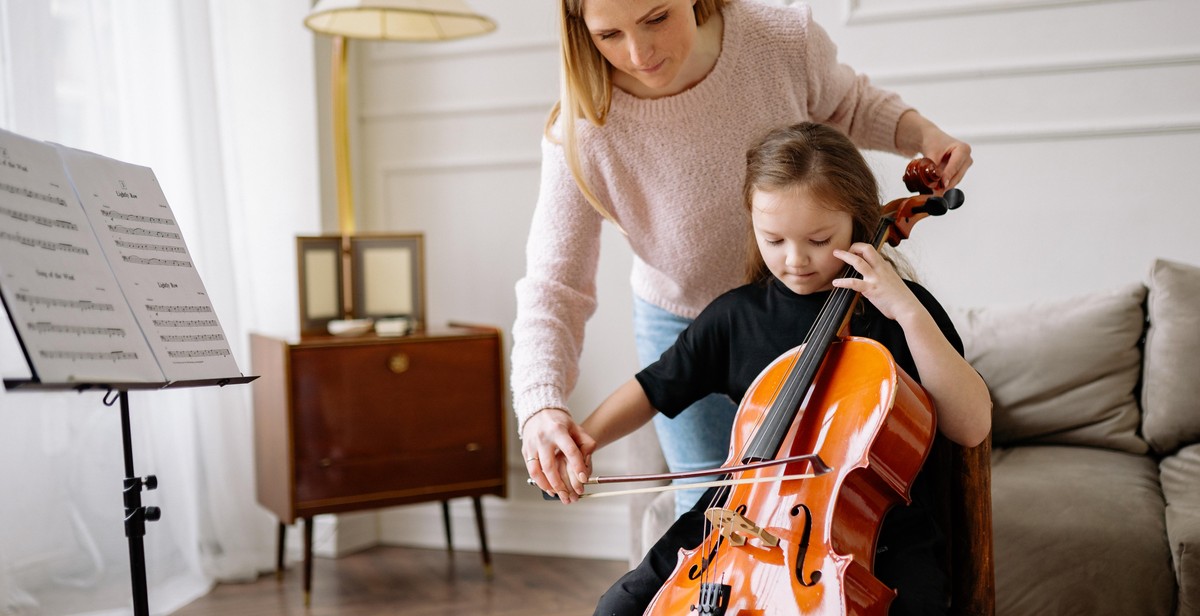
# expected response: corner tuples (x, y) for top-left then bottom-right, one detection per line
(304, 0), (495, 320)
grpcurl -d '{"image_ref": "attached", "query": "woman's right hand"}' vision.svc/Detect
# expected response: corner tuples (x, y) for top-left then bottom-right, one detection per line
(521, 408), (596, 504)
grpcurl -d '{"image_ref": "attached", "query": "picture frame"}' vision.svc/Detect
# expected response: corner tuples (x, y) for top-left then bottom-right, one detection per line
(296, 235), (346, 337)
(349, 233), (425, 331)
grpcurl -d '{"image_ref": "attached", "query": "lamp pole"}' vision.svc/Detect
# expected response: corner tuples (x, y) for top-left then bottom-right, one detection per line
(330, 34), (356, 320)
(331, 34), (355, 237)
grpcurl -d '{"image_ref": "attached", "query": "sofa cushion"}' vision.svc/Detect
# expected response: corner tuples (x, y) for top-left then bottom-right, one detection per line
(1142, 258), (1200, 454)
(991, 445), (1175, 616)
(952, 283), (1148, 454)
(1161, 443), (1200, 615)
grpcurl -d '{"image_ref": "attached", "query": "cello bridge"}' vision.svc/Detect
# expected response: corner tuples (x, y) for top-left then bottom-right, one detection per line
(704, 507), (779, 548)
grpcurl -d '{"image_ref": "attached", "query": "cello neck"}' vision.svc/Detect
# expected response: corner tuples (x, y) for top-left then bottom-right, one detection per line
(739, 220), (892, 462)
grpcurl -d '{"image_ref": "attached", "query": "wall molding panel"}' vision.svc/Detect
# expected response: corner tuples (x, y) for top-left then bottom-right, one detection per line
(361, 97), (554, 122)
(366, 37), (558, 64)
(378, 154), (541, 177)
(959, 117), (1200, 144)
(870, 49), (1200, 86)
(843, 0), (1130, 24)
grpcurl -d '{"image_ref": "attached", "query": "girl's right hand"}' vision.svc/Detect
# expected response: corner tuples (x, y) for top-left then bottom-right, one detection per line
(521, 408), (595, 504)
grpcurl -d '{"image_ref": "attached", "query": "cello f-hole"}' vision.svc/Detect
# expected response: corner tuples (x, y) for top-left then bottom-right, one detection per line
(791, 503), (822, 587)
(688, 535), (725, 581)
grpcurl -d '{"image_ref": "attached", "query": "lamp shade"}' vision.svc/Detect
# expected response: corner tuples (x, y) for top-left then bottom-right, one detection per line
(305, 0), (496, 41)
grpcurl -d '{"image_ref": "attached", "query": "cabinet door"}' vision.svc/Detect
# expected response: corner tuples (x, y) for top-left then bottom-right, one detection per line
(290, 336), (503, 507)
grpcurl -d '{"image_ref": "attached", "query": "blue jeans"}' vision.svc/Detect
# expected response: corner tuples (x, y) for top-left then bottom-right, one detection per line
(633, 296), (738, 520)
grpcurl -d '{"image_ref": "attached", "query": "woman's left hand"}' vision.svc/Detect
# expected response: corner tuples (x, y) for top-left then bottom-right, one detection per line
(921, 131), (972, 192)
(895, 110), (973, 191)
(831, 244), (921, 323)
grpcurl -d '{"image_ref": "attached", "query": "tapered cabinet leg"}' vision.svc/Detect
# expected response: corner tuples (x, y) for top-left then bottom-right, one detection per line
(275, 521), (286, 581)
(303, 516), (314, 606)
(472, 496), (493, 579)
(441, 500), (453, 552)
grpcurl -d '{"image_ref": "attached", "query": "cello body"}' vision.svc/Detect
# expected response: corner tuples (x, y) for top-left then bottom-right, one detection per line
(645, 336), (936, 616)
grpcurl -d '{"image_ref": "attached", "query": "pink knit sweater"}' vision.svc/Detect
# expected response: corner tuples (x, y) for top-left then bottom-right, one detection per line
(511, 0), (912, 435)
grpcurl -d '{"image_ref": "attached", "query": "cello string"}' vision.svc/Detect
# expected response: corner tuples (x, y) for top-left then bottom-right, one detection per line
(750, 222), (891, 488)
(731, 260), (860, 468)
(698, 235), (872, 597)
(752, 274), (859, 456)
(695, 284), (851, 595)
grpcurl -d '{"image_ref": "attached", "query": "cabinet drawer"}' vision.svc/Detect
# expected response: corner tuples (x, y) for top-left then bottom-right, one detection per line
(288, 336), (503, 505)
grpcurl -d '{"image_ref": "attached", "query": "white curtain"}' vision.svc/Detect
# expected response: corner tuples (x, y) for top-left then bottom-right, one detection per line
(0, 1), (321, 614)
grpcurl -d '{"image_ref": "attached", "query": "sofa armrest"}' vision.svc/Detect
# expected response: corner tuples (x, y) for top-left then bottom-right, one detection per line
(1162, 443), (1200, 615)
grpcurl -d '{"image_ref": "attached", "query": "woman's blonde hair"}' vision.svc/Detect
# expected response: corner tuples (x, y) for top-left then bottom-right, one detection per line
(741, 122), (888, 284)
(546, 0), (727, 226)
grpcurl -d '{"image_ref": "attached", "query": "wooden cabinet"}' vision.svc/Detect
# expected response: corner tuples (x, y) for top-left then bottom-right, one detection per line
(250, 325), (506, 600)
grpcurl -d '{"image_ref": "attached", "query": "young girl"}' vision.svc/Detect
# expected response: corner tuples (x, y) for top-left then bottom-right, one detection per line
(532, 122), (991, 615)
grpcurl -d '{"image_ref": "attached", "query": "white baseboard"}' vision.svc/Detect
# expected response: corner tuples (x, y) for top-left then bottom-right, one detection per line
(284, 510), (382, 560)
(281, 469), (633, 561)
(377, 469), (632, 561)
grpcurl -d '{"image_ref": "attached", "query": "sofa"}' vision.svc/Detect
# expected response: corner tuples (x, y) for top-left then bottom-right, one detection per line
(627, 257), (1200, 615)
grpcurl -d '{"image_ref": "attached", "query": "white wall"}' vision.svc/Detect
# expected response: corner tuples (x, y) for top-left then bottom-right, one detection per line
(319, 0), (1200, 560)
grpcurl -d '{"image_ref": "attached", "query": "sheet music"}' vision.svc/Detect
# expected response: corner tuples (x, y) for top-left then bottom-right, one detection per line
(0, 129), (163, 383)
(56, 145), (241, 383)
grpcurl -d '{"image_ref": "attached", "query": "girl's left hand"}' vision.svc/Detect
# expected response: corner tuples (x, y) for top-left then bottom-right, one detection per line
(831, 244), (920, 322)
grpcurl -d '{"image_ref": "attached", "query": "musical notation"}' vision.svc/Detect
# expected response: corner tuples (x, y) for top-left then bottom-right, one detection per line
(121, 255), (192, 268)
(39, 350), (140, 362)
(0, 205), (77, 230)
(26, 322), (126, 337)
(114, 239), (187, 254)
(145, 304), (213, 314)
(14, 293), (116, 312)
(160, 333), (225, 343)
(1, 230), (89, 255)
(152, 319), (220, 328)
(0, 129), (245, 383)
(106, 224), (182, 241)
(0, 180), (68, 207)
(167, 348), (232, 358)
(101, 209), (176, 226)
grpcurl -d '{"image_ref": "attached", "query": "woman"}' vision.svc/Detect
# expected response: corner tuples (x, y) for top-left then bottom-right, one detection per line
(514, 0), (973, 516)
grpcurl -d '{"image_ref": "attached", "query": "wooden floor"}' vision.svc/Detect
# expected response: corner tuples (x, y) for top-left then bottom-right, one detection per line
(173, 545), (629, 616)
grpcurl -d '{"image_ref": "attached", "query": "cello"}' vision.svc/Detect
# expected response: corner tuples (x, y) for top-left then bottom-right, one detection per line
(642, 157), (964, 616)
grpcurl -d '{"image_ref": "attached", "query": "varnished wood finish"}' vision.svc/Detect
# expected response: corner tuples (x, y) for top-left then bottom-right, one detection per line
(173, 546), (627, 616)
(646, 338), (935, 615)
(251, 333), (294, 522)
(929, 434), (996, 616)
(950, 437), (995, 616)
(249, 326), (507, 601)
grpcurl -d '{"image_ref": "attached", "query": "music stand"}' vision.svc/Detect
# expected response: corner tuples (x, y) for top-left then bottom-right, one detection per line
(3, 376), (256, 616)
(0, 128), (259, 614)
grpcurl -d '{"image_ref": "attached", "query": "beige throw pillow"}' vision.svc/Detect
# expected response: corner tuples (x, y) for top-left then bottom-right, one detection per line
(1141, 258), (1200, 454)
(951, 283), (1148, 454)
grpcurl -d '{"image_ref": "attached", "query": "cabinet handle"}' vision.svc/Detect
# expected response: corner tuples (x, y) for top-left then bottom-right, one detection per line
(388, 353), (410, 374)
(465, 442), (481, 452)
(319, 458), (333, 468)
